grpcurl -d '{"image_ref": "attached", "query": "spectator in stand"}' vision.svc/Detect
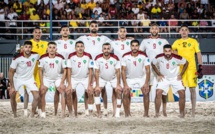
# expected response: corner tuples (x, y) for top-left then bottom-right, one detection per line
(70, 15), (79, 32)
(7, 7), (18, 39)
(13, 0), (22, 15)
(68, 0), (77, 10)
(132, 3), (139, 15)
(93, 2), (102, 15)
(177, 0), (186, 9)
(54, 0), (64, 11)
(200, 0), (209, 10)
(124, 0), (132, 9)
(81, 0), (88, 14)
(115, 0), (122, 11)
(178, 3), (185, 16)
(199, 16), (209, 38)
(0, 4), (5, 39)
(137, 9), (145, 20)
(102, 15), (114, 36)
(30, 0), (37, 5)
(131, 15), (139, 35)
(30, 10), (40, 20)
(151, 4), (161, 19)
(159, 16), (168, 36)
(0, 73), (7, 99)
(87, 0), (96, 11)
(98, 13), (104, 25)
(142, 3), (149, 15)
(191, 9), (199, 34)
(197, 4), (204, 14)
(168, 14), (179, 34)
(44, 5), (50, 16)
(140, 14), (151, 35)
(23, 0), (31, 8)
(65, 4), (72, 13)
(167, 0), (175, 11)
(108, 4), (117, 19)
(37, 0), (46, 15)
(75, 3), (84, 16)
(101, 1), (109, 16)
(29, 3), (36, 15)
(119, 3), (127, 17)
(186, 3), (194, 15)
(179, 9), (189, 20)
(91, 10), (99, 19)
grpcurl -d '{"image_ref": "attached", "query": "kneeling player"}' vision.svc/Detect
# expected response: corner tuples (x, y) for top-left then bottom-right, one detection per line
(8, 41), (40, 117)
(94, 43), (122, 118)
(151, 44), (188, 118)
(38, 42), (67, 118)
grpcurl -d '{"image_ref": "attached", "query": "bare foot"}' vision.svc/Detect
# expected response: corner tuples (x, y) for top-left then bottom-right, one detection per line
(144, 113), (149, 117)
(154, 114), (159, 118)
(163, 111), (167, 117)
(14, 113), (17, 118)
(97, 113), (102, 118)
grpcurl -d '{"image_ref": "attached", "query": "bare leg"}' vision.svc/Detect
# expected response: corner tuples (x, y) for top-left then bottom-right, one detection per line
(102, 87), (108, 115)
(54, 90), (59, 116)
(31, 91), (39, 117)
(41, 89), (47, 112)
(162, 95), (167, 117)
(87, 91), (94, 114)
(155, 89), (163, 118)
(10, 92), (17, 118)
(84, 92), (89, 115)
(66, 92), (73, 116)
(115, 89), (122, 117)
(24, 88), (29, 109)
(94, 89), (101, 118)
(112, 89), (117, 116)
(143, 88), (151, 117)
(123, 90), (131, 117)
(72, 91), (78, 117)
(189, 87), (196, 117)
(61, 92), (66, 117)
(178, 90), (185, 118)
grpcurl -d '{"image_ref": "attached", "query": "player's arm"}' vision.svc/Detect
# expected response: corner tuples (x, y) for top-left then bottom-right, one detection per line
(67, 67), (72, 88)
(61, 68), (67, 84)
(121, 66), (128, 87)
(8, 68), (15, 89)
(95, 69), (100, 88)
(171, 41), (178, 54)
(180, 60), (189, 77)
(144, 65), (150, 85)
(151, 58), (164, 82)
(38, 67), (44, 86)
(116, 68), (120, 86)
(151, 62), (161, 76)
(88, 68), (93, 86)
(197, 52), (203, 65)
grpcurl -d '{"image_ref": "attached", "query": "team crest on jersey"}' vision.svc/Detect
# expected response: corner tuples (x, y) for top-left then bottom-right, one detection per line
(110, 61), (113, 65)
(138, 58), (142, 63)
(58, 42), (61, 44)
(70, 41), (73, 44)
(126, 42), (129, 45)
(188, 43), (191, 47)
(41, 44), (44, 48)
(55, 60), (59, 64)
(158, 41), (162, 45)
(97, 38), (100, 41)
(172, 61), (176, 65)
(64, 61), (67, 65)
(198, 76), (214, 99)
(32, 58), (35, 62)
(83, 60), (87, 64)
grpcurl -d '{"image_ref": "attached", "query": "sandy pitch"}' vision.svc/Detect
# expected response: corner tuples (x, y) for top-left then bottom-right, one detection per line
(0, 101), (215, 134)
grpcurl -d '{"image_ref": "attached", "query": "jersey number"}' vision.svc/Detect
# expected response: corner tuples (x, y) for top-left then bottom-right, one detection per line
(153, 43), (156, 49)
(64, 44), (67, 49)
(166, 63), (169, 69)
(121, 44), (124, 50)
(92, 40), (95, 45)
(26, 61), (31, 67)
(105, 63), (108, 69)
(133, 61), (136, 66)
(78, 62), (81, 68)
(49, 63), (54, 68)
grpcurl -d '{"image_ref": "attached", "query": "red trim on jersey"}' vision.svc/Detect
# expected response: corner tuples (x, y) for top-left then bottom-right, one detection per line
(155, 53), (165, 59)
(68, 52), (77, 59)
(13, 53), (24, 60)
(138, 51), (148, 57)
(95, 53), (103, 60)
(39, 53), (49, 60)
(83, 52), (92, 59)
(87, 34), (100, 37)
(171, 53), (182, 60)
(110, 53), (119, 61)
(122, 51), (132, 58)
(56, 54), (65, 59)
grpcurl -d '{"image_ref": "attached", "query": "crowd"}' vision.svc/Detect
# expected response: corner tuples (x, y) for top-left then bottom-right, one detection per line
(0, 0), (214, 39)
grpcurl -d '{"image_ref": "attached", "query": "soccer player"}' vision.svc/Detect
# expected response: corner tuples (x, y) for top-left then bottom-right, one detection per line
(30, 26), (48, 116)
(54, 25), (76, 116)
(172, 25), (203, 117)
(140, 23), (169, 117)
(121, 40), (150, 117)
(94, 43), (122, 118)
(38, 42), (67, 118)
(67, 41), (94, 117)
(151, 44), (188, 118)
(76, 21), (112, 115)
(8, 41), (40, 118)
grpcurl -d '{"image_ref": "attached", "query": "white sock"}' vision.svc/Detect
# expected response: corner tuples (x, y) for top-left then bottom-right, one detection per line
(117, 99), (121, 105)
(24, 109), (28, 116)
(38, 109), (42, 116)
(115, 108), (121, 117)
(88, 104), (93, 111)
(85, 110), (89, 115)
(41, 112), (46, 118)
(104, 109), (108, 115)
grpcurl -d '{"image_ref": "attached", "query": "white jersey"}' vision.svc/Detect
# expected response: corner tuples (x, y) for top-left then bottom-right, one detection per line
(111, 38), (132, 60)
(67, 52), (93, 79)
(76, 35), (112, 59)
(10, 52), (40, 80)
(94, 53), (120, 81)
(121, 51), (150, 79)
(38, 53), (66, 80)
(55, 39), (76, 59)
(140, 37), (169, 61)
(152, 53), (186, 79)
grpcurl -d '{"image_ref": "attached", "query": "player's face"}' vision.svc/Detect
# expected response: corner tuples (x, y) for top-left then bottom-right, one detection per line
(131, 42), (139, 53)
(150, 25), (159, 37)
(60, 27), (70, 37)
(180, 27), (189, 38)
(48, 44), (57, 55)
(75, 43), (85, 54)
(89, 23), (98, 34)
(33, 29), (42, 40)
(102, 45), (111, 57)
(23, 45), (32, 55)
(164, 48), (172, 59)
(118, 28), (127, 39)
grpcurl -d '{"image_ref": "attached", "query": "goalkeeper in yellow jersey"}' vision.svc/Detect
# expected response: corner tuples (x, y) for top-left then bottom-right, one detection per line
(172, 25), (203, 117)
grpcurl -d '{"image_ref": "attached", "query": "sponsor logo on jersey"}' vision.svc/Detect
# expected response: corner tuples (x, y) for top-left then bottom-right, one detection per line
(198, 76), (214, 99)
(90, 61), (94, 66)
(147, 59), (150, 62)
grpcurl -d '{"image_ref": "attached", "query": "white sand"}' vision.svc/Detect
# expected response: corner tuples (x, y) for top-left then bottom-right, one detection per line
(0, 100), (215, 134)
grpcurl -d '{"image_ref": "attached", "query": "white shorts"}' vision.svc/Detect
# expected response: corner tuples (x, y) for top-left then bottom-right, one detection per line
(43, 78), (62, 89)
(126, 77), (146, 89)
(98, 77), (117, 88)
(157, 78), (185, 95)
(72, 77), (89, 90)
(13, 77), (38, 94)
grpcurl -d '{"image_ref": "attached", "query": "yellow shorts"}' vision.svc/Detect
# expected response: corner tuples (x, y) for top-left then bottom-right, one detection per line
(182, 69), (197, 88)
(34, 62), (40, 88)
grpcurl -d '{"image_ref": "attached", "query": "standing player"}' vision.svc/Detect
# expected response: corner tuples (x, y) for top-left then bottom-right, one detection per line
(8, 41), (40, 117)
(54, 25), (76, 116)
(38, 42), (67, 118)
(67, 41), (94, 116)
(76, 21), (112, 115)
(94, 43), (122, 118)
(140, 23), (169, 117)
(30, 26), (48, 116)
(172, 25), (203, 117)
(151, 44), (188, 118)
(121, 40), (150, 117)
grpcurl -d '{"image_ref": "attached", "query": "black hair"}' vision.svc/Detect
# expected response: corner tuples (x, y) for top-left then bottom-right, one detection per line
(75, 41), (84, 47)
(24, 41), (32, 46)
(48, 41), (57, 46)
(90, 20), (98, 25)
(163, 44), (172, 49)
(60, 25), (69, 31)
(180, 24), (189, 29)
(102, 42), (111, 47)
(130, 39), (140, 46)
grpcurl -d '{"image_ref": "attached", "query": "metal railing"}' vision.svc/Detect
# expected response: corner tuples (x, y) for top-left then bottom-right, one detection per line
(0, 19), (214, 40)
